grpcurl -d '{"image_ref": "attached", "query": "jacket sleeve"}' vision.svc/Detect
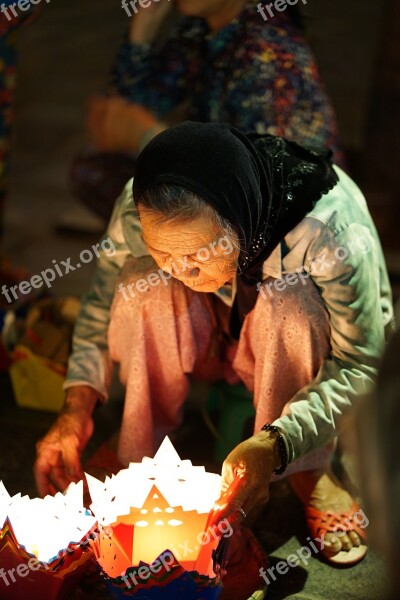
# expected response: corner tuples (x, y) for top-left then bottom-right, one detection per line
(64, 183), (134, 401)
(273, 222), (390, 462)
(109, 25), (190, 118)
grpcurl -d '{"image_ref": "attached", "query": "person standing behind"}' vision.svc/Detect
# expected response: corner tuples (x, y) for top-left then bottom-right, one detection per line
(87, 0), (342, 164)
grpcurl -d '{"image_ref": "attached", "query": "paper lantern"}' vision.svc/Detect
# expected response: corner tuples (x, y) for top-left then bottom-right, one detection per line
(0, 480), (97, 600)
(87, 437), (227, 599)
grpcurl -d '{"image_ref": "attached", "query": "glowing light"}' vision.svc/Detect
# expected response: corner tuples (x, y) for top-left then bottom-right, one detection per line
(86, 437), (222, 579)
(0, 480), (96, 563)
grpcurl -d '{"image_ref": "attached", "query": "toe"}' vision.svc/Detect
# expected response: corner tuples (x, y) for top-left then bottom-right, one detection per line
(348, 531), (361, 547)
(335, 532), (353, 551)
(323, 533), (342, 553)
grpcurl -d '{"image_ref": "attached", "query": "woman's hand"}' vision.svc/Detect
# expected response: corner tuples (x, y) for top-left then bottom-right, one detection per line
(129, 0), (175, 45)
(34, 386), (97, 497)
(86, 96), (159, 153)
(210, 431), (281, 530)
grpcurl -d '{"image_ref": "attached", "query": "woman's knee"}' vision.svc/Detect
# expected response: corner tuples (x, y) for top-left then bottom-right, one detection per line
(113, 256), (182, 307)
(254, 276), (329, 330)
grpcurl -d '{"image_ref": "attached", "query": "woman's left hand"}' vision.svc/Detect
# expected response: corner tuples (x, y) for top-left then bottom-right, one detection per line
(209, 431), (280, 531)
(86, 96), (159, 153)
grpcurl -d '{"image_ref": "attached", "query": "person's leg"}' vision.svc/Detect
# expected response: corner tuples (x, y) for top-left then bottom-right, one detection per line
(108, 256), (226, 464)
(233, 276), (365, 559)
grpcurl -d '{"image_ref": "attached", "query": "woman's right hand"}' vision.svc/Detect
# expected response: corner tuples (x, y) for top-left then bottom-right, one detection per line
(129, 0), (175, 45)
(34, 386), (98, 497)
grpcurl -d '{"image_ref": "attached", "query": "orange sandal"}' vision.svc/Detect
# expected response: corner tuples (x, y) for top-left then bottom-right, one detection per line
(305, 501), (368, 565)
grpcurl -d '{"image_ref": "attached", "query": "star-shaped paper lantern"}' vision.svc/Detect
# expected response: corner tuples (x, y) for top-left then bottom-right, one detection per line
(87, 437), (226, 598)
(0, 481), (97, 600)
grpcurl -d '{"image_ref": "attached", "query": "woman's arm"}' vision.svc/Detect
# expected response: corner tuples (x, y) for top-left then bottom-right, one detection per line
(273, 221), (393, 462)
(215, 220), (392, 522)
(34, 181), (137, 496)
(65, 181), (136, 401)
(88, 11), (190, 153)
(109, 11), (189, 119)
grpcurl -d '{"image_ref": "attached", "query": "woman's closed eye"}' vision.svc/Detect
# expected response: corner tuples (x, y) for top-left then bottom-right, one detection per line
(147, 247), (170, 262)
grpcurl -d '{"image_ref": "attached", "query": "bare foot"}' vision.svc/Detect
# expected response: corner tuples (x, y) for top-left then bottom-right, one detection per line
(290, 469), (366, 558)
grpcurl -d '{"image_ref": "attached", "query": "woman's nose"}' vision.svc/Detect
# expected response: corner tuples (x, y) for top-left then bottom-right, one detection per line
(162, 257), (200, 279)
(180, 256), (200, 278)
(185, 267), (200, 278)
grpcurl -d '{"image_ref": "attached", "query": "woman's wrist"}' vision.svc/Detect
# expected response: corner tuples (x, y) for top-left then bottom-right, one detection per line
(129, 13), (165, 45)
(129, 27), (154, 46)
(260, 424), (289, 475)
(254, 430), (280, 472)
(63, 386), (99, 416)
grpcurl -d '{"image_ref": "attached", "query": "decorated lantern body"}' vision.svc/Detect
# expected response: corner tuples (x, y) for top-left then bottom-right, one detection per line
(0, 481), (97, 600)
(87, 437), (226, 598)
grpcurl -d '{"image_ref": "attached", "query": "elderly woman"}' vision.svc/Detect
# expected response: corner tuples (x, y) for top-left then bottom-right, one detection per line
(35, 122), (394, 566)
(69, 0), (343, 231)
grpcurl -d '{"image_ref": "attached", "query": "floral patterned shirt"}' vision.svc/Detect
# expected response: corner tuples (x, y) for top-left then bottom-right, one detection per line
(111, 0), (342, 161)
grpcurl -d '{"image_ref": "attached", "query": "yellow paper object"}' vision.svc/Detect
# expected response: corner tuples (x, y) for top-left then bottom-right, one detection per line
(9, 345), (65, 412)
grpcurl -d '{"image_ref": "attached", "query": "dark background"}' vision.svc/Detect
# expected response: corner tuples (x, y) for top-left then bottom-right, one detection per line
(3, 0), (399, 297)
(0, 1), (399, 598)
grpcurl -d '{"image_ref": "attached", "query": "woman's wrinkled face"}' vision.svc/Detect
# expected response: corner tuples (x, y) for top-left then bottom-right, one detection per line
(138, 206), (239, 293)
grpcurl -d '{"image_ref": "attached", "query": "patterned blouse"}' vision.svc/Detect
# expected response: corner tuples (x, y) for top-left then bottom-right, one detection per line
(110, 0), (342, 161)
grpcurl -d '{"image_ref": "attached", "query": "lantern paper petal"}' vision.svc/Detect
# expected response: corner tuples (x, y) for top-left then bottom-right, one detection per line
(0, 481), (98, 600)
(0, 518), (97, 600)
(88, 437), (227, 595)
(87, 437), (223, 578)
(0, 481), (96, 563)
(86, 437), (221, 526)
(150, 435), (181, 464)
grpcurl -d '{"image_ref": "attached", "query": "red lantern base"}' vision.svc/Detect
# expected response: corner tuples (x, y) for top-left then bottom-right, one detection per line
(0, 519), (97, 600)
(220, 527), (269, 600)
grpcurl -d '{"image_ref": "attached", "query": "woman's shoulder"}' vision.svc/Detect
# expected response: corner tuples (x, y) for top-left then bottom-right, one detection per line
(104, 178), (148, 258)
(306, 167), (372, 237)
(242, 9), (311, 55)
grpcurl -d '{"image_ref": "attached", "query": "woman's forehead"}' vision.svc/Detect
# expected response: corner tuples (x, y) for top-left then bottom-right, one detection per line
(140, 211), (219, 253)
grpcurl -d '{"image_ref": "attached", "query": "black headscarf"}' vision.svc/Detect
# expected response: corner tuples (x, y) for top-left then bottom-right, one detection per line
(133, 121), (338, 338)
